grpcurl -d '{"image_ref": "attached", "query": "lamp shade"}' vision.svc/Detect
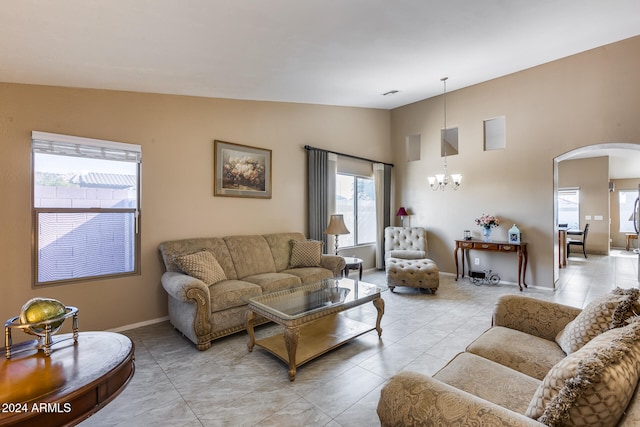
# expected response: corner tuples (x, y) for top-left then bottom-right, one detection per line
(396, 207), (408, 217)
(325, 214), (350, 235)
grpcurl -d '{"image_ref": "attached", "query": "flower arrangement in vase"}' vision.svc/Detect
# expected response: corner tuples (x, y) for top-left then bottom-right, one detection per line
(475, 214), (500, 242)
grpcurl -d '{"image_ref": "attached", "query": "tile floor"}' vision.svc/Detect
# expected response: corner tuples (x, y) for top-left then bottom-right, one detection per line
(80, 250), (638, 426)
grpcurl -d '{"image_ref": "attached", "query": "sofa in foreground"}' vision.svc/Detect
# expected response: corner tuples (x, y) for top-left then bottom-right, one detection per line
(159, 232), (345, 350)
(378, 289), (640, 426)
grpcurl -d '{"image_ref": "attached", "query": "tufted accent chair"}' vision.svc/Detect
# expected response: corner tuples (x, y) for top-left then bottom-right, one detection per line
(384, 227), (439, 293)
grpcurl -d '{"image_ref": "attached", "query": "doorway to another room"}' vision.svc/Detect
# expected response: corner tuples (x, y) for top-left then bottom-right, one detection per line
(554, 143), (640, 285)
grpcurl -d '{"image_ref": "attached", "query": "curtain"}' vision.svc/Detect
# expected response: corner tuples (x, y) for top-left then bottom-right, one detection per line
(307, 148), (330, 249)
(374, 163), (392, 269)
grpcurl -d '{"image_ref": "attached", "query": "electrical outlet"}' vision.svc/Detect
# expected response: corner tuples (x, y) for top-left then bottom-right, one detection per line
(474, 258), (480, 266)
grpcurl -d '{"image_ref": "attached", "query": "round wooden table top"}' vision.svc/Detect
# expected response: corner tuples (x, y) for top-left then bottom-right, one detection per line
(0, 331), (134, 427)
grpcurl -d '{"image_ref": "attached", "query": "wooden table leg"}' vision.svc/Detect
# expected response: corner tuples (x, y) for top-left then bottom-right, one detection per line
(246, 311), (256, 352)
(283, 327), (300, 381)
(373, 297), (385, 337)
(522, 247), (528, 288)
(454, 246), (460, 281)
(517, 247), (528, 291)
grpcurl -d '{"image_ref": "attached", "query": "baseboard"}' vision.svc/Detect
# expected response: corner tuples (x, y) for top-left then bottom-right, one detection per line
(108, 316), (169, 333)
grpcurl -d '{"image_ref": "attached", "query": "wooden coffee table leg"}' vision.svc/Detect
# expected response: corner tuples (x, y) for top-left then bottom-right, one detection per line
(373, 297), (385, 337)
(246, 311), (256, 352)
(283, 326), (300, 381)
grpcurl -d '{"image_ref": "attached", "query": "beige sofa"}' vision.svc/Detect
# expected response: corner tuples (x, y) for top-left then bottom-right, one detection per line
(378, 291), (640, 426)
(159, 232), (345, 350)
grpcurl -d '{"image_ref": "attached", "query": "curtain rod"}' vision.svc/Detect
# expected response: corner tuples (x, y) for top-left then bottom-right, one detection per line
(303, 145), (394, 167)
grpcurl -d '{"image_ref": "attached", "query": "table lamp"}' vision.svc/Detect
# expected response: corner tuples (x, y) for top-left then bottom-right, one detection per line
(396, 207), (408, 225)
(325, 214), (350, 255)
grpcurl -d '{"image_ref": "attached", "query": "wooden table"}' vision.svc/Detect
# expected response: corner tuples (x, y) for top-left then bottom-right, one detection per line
(246, 278), (385, 381)
(0, 331), (134, 427)
(627, 233), (638, 251)
(342, 256), (363, 280)
(454, 239), (528, 291)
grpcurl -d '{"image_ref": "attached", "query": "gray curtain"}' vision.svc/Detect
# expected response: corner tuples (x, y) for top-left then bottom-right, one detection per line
(307, 148), (329, 249)
(374, 163), (393, 268)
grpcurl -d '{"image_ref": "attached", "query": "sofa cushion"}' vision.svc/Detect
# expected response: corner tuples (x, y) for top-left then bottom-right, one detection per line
(388, 250), (426, 259)
(209, 279), (262, 313)
(159, 237), (238, 279)
(224, 235), (277, 278)
(526, 318), (640, 427)
(242, 272), (302, 293)
(434, 352), (541, 414)
(263, 232), (306, 272)
(467, 326), (567, 380)
(555, 287), (640, 354)
(288, 239), (323, 268)
(175, 250), (227, 285)
(282, 267), (333, 283)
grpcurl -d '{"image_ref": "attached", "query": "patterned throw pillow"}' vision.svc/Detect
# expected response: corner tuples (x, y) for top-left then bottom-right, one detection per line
(288, 240), (323, 268)
(175, 250), (227, 285)
(526, 318), (640, 427)
(555, 287), (640, 354)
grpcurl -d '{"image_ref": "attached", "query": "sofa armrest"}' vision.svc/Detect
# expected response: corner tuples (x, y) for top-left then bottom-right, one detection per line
(320, 255), (346, 277)
(161, 271), (211, 311)
(377, 371), (543, 427)
(493, 295), (582, 341)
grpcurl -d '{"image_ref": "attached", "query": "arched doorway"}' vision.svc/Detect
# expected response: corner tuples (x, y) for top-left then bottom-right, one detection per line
(553, 142), (640, 285)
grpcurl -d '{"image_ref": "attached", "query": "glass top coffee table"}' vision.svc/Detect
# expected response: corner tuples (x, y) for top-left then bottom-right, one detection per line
(245, 278), (387, 381)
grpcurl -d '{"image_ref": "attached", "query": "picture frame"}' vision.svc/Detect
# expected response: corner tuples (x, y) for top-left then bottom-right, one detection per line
(214, 140), (272, 198)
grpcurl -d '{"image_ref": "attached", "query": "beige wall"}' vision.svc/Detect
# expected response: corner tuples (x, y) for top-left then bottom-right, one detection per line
(558, 157), (609, 255)
(390, 35), (640, 288)
(3, 35), (640, 332)
(0, 84), (391, 333)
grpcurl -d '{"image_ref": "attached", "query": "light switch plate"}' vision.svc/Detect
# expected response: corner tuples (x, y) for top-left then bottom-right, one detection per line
(594, 215), (603, 220)
(585, 215), (592, 220)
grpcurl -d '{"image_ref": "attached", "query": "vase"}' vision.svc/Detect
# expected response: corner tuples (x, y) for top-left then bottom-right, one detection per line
(482, 226), (492, 242)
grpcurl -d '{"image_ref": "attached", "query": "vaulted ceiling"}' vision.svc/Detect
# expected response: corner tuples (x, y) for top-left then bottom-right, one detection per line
(1, 1), (639, 109)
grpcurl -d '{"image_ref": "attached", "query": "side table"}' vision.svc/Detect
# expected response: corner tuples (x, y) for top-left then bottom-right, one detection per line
(342, 256), (363, 280)
(454, 239), (528, 291)
(0, 331), (135, 427)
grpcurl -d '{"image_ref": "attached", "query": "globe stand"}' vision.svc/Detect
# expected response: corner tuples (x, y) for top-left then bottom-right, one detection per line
(4, 306), (79, 359)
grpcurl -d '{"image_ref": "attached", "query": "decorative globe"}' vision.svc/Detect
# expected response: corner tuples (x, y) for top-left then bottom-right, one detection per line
(19, 297), (67, 336)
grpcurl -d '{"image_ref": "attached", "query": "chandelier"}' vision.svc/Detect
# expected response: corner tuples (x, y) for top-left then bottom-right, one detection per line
(428, 77), (462, 191)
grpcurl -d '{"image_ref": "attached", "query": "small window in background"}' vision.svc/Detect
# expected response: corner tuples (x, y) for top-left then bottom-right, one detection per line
(335, 174), (376, 248)
(32, 131), (141, 286)
(558, 188), (580, 229)
(619, 189), (637, 233)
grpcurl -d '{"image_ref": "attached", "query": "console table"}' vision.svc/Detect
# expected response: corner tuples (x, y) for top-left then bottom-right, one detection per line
(454, 239), (528, 291)
(0, 331), (134, 427)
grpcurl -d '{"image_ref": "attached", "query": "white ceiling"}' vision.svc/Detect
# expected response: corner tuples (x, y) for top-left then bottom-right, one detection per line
(2, 1), (639, 178)
(1, 0), (639, 110)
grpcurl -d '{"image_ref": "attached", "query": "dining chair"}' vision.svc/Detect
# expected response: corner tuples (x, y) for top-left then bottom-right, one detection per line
(567, 223), (589, 258)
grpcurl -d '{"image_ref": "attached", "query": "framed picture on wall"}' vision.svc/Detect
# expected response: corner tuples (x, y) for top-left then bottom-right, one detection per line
(214, 140), (272, 198)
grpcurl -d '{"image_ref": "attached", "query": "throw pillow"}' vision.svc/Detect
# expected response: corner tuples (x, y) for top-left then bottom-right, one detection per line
(388, 250), (426, 259)
(288, 239), (323, 268)
(555, 287), (640, 354)
(526, 317), (640, 427)
(175, 250), (227, 285)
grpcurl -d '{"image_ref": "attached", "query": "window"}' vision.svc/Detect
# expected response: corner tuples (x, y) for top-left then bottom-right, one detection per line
(32, 131), (141, 286)
(558, 188), (580, 229)
(619, 189), (638, 233)
(335, 174), (376, 248)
